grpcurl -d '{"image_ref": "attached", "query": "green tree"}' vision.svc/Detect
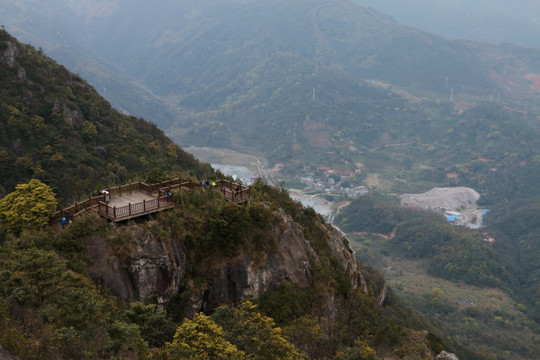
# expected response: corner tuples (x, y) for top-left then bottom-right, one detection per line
(0, 179), (57, 234)
(212, 301), (305, 360)
(163, 313), (245, 359)
(430, 288), (444, 307)
(122, 302), (177, 348)
(335, 338), (379, 360)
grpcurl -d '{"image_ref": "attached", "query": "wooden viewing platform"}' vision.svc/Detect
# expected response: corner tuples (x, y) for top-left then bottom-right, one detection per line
(52, 179), (251, 223)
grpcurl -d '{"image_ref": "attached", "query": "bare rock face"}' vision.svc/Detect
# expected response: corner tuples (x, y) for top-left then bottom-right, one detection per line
(326, 224), (366, 291)
(53, 100), (84, 125)
(86, 207), (365, 318)
(85, 225), (187, 304)
(199, 208), (314, 314)
(0, 346), (20, 360)
(1, 41), (20, 67)
(17, 67), (26, 81)
(435, 351), (460, 360)
(86, 236), (137, 300)
(128, 229), (187, 304)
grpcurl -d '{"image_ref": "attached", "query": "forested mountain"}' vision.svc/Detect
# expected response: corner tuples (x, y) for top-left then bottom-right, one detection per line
(3, 1), (540, 358)
(0, 29), (211, 204)
(0, 32), (468, 359)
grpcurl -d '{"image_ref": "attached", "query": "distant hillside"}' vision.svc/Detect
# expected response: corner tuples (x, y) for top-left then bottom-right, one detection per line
(0, 30), (211, 204)
(4, 0), (540, 143)
(352, 0), (540, 48)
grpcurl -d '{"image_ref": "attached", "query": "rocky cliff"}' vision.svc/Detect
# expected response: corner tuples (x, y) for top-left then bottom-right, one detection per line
(84, 205), (366, 318)
(0, 346), (19, 360)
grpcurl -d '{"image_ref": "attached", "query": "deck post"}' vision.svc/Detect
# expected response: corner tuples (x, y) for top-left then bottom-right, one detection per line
(114, 206), (116, 219)
(143, 199), (146, 212)
(158, 196), (160, 208)
(129, 203), (131, 216)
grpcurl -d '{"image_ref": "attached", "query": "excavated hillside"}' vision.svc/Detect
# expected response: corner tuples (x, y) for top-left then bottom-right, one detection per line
(400, 187), (480, 212)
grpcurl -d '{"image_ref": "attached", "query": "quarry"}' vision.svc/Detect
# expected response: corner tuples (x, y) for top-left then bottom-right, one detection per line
(400, 187), (488, 228)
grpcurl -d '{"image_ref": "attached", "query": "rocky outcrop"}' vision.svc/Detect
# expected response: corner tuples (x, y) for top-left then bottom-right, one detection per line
(377, 283), (388, 307)
(199, 208), (315, 314)
(53, 100), (84, 125)
(85, 207), (366, 318)
(17, 67), (26, 81)
(85, 225), (187, 305)
(1, 41), (20, 67)
(435, 351), (459, 360)
(0, 346), (19, 360)
(326, 224), (366, 291)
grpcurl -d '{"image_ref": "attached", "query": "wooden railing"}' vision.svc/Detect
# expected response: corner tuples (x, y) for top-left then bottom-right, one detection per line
(217, 180), (251, 203)
(103, 178), (189, 197)
(97, 195), (173, 221)
(52, 178), (251, 223)
(51, 194), (106, 223)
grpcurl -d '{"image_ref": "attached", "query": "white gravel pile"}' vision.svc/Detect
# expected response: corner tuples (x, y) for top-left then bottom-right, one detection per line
(400, 187), (480, 212)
